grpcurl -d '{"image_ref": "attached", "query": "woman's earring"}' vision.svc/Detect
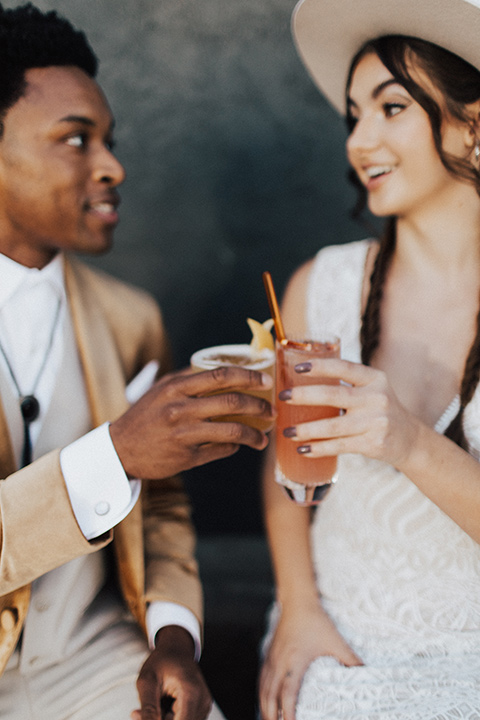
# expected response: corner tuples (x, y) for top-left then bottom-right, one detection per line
(475, 142), (480, 162)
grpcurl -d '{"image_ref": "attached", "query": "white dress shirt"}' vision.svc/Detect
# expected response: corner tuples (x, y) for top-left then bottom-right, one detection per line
(0, 252), (201, 658)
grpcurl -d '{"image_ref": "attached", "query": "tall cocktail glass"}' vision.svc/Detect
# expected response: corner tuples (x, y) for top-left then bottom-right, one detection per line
(275, 336), (340, 505)
(190, 343), (275, 432)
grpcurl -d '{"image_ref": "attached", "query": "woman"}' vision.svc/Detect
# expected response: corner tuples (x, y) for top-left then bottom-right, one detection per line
(260, 1), (480, 718)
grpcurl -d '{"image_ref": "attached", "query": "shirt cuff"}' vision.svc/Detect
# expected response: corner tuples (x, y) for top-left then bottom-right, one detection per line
(147, 602), (202, 661)
(60, 422), (140, 540)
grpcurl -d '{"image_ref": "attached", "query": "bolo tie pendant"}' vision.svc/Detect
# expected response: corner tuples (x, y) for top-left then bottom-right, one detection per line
(20, 395), (40, 467)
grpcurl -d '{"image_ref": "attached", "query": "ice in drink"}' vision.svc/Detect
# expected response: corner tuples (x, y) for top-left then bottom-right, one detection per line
(275, 337), (340, 505)
(190, 343), (275, 431)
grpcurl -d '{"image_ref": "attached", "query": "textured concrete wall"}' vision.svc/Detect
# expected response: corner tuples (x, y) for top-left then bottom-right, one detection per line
(5, 0), (367, 533)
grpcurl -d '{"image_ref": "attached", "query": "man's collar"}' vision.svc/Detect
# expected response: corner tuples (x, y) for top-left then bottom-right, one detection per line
(0, 252), (66, 309)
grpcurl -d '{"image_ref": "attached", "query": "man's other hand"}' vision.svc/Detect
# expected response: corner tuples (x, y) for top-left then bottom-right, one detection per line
(131, 626), (212, 720)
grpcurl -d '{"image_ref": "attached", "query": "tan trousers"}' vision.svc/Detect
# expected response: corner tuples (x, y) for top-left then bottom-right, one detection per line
(0, 618), (226, 720)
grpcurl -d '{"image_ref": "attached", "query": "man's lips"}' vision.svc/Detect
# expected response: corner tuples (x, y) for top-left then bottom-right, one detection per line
(86, 194), (120, 223)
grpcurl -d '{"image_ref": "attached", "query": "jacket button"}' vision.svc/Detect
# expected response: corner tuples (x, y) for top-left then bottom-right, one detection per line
(0, 608), (17, 632)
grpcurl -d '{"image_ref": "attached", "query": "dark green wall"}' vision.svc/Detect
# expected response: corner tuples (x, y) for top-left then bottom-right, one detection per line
(6, 0), (368, 533)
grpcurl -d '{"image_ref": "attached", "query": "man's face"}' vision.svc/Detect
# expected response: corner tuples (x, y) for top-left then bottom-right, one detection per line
(0, 65), (125, 268)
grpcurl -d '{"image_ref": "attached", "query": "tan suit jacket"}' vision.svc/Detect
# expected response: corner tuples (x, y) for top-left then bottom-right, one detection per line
(0, 255), (203, 675)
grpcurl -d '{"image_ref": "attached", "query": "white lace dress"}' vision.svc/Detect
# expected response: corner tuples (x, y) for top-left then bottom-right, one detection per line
(265, 240), (480, 720)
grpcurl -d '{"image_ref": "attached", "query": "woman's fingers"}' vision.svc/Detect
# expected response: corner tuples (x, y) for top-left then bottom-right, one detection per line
(281, 382), (353, 408)
(282, 358), (388, 409)
(280, 667), (305, 720)
(284, 377), (389, 411)
(276, 358), (409, 462)
(260, 663), (302, 720)
(284, 409), (390, 458)
(259, 662), (282, 720)
(288, 412), (367, 442)
(294, 357), (377, 386)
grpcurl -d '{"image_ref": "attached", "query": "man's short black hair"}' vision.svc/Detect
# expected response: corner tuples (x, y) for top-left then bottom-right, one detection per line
(0, 2), (98, 130)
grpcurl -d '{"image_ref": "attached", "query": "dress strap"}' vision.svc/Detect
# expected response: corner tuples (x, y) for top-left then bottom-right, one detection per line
(306, 239), (373, 362)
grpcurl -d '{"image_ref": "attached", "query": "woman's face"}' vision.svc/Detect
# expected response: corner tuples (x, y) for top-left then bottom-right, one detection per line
(346, 52), (473, 219)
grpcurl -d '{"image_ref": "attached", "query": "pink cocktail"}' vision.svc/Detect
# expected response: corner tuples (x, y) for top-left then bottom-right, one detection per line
(275, 337), (340, 505)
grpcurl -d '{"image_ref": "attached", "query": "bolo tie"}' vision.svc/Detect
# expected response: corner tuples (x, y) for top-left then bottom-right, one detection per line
(0, 297), (62, 467)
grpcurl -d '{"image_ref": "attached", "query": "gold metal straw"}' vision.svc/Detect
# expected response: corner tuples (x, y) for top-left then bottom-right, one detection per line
(262, 271), (286, 343)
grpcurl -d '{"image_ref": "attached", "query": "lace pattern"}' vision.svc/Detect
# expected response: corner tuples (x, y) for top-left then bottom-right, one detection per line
(267, 241), (480, 719)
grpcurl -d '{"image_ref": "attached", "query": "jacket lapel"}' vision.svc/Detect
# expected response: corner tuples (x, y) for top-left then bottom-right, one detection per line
(0, 405), (15, 479)
(64, 258), (130, 426)
(64, 257), (147, 632)
(0, 396), (29, 676)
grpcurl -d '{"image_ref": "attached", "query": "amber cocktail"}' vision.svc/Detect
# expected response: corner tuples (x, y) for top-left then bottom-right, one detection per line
(190, 343), (275, 432)
(275, 337), (340, 505)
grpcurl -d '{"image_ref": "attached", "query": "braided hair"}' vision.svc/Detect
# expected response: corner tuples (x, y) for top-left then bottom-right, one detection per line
(348, 35), (480, 450)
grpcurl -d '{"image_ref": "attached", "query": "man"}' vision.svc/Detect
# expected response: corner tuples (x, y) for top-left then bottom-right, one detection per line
(0, 4), (273, 719)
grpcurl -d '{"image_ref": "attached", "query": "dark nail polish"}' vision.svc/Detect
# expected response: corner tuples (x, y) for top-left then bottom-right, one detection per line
(283, 426), (297, 438)
(297, 445), (312, 455)
(278, 389), (292, 401)
(295, 362), (312, 373)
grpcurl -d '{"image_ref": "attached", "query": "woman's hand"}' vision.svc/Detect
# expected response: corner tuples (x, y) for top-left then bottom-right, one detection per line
(259, 602), (362, 720)
(281, 358), (420, 470)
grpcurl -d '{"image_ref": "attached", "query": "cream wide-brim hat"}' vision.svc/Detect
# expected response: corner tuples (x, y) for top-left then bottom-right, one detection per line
(292, 0), (480, 115)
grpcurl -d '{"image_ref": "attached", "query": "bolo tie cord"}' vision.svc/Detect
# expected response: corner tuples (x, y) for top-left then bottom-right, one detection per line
(0, 296), (62, 467)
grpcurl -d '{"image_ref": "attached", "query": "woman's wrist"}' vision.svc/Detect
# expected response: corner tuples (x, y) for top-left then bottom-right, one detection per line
(276, 584), (322, 613)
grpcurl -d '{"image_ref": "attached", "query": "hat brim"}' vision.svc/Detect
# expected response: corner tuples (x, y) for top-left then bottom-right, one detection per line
(292, 0), (480, 115)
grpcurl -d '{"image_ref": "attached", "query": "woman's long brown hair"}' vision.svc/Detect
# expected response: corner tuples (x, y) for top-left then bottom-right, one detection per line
(350, 35), (480, 449)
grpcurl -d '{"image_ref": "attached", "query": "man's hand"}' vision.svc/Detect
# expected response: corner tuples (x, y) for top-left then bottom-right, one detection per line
(131, 626), (212, 720)
(111, 366), (274, 479)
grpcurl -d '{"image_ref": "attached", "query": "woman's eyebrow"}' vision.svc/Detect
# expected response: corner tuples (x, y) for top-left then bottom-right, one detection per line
(372, 78), (401, 99)
(347, 77), (403, 110)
